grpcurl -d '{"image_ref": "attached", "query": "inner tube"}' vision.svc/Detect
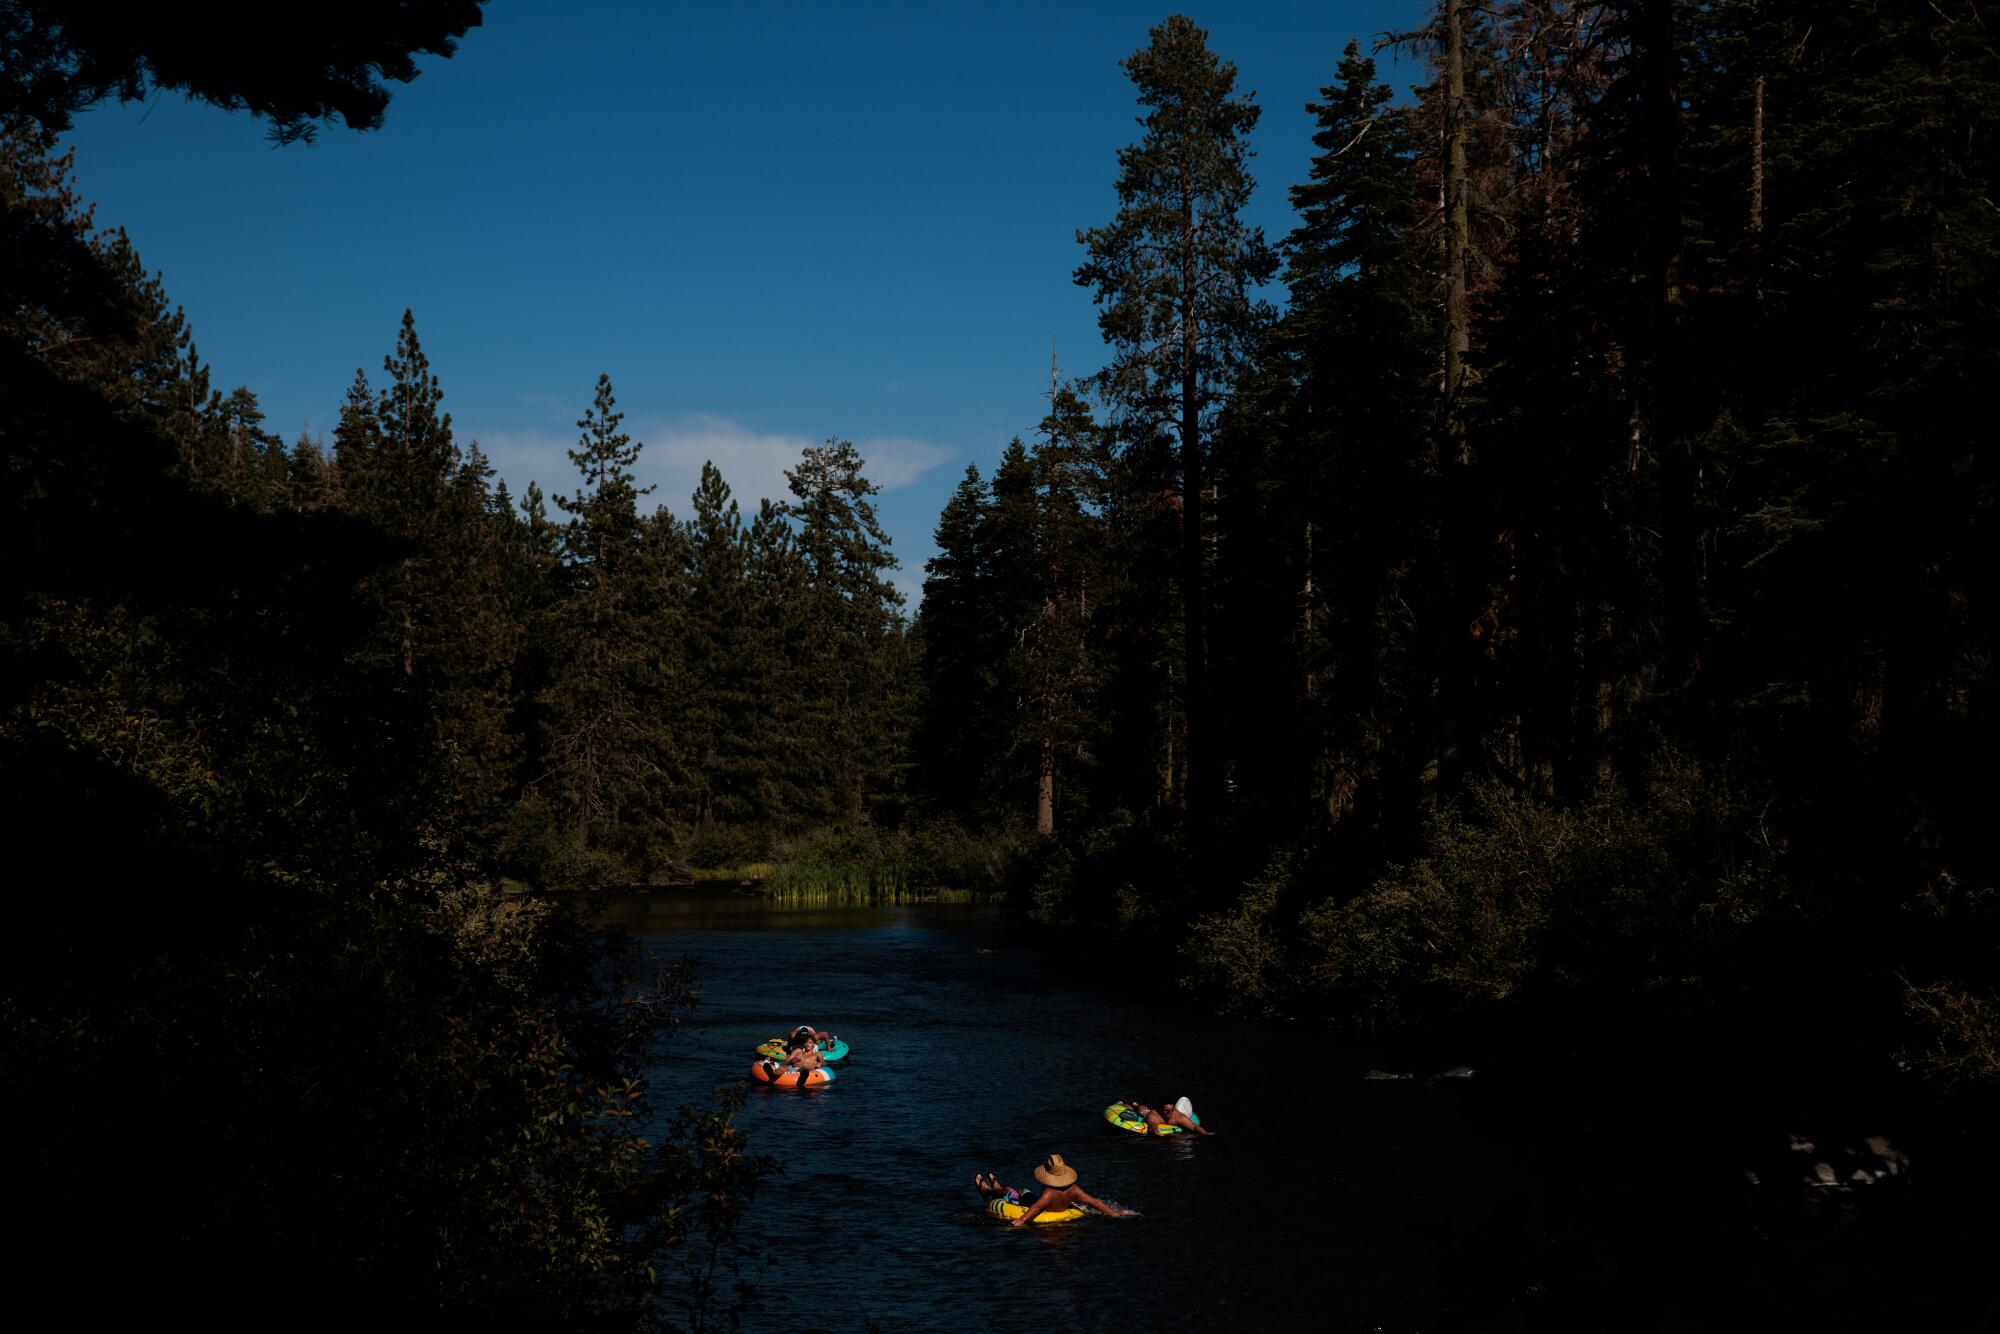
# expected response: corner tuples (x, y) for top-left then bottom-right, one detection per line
(985, 1197), (1086, 1225)
(749, 1059), (834, 1087)
(755, 1036), (848, 1062)
(1104, 1102), (1199, 1135)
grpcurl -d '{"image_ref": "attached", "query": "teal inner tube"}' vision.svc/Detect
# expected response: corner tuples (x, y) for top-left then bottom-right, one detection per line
(819, 1036), (849, 1061)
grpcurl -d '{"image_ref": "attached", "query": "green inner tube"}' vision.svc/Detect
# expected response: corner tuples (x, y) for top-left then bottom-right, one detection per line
(1103, 1101), (1198, 1135)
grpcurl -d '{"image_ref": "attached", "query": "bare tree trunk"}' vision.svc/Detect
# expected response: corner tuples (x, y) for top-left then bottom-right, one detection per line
(1749, 72), (1765, 237)
(578, 736), (596, 847)
(1301, 519), (1317, 701)
(1180, 185), (1210, 823)
(1443, 0), (1471, 466)
(1641, 0), (1699, 705)
(1431, 0), (1474, 802)
(1749, 68), (1766, 305)
(1037, 740), (1055, 836)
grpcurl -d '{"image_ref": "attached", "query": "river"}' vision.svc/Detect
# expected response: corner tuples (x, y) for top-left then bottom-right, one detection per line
(605, 896), (1520, 1332)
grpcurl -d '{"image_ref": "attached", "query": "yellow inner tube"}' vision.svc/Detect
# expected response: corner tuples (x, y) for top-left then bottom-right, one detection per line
(986, 1197), (1087, 1225)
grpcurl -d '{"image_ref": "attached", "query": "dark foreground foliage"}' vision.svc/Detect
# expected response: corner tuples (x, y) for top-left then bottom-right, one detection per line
(0, 112), (769, 1326)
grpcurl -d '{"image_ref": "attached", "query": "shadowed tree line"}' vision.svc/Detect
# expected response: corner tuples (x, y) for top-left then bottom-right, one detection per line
(912, 8), (1997, 1326)
(0, 7), (796, 1326)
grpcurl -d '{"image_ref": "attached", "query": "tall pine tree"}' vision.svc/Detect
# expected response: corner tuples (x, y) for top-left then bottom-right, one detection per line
(780, 438), (905, 823)
(1076, 13), (1276, 822)
(534, 374), (675, 856)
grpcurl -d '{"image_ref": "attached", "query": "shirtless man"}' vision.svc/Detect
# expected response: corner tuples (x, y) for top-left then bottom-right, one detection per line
(975, 1154), (1130, 1226)
(784, 1039), (825, 1071)
(1128, 1097), (1212, 1135)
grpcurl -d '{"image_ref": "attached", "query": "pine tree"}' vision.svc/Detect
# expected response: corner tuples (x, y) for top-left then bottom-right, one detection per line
(743, 494), (807, 823)
(914, 464), (995, 815)
(437, 436), (519, 823)
(285, 430), (335, 510)
(1075, 13), (1276, 822)
(681, 460), (758, 825)
(983, 439), (1048, 814)
(329, 311), (516, 843)
(779, 438), (904, 822)
(534, 374), (675, 855)
(1229, 40), (1435, 843)
(997, 388), (1107, 835)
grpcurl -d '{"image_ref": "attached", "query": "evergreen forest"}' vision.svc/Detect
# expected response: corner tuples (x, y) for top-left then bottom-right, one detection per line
(3, 2), (1996, 1327)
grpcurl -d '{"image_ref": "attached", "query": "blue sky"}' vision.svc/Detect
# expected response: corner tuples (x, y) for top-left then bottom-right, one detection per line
(61, 2), (1423, 605)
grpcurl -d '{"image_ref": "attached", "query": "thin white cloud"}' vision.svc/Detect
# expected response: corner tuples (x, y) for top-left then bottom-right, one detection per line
(846, 436), (958, 490)
(888, 572), (924, 610)
(473, 413), (954, 516)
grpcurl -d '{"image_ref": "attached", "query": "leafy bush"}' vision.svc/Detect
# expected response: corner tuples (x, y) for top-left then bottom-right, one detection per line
(1181, 861), (1291, 1016)
(675, 821), (772, 871)
(495, 796), (624, 889)
(1182, 759), (1787, 1033)
(904, 816), (1032, 893)
(1902, 980), (2000, 1092)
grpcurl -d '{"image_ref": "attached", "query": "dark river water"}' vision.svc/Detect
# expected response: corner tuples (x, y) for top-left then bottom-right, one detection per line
(607, 896), (1521, 1333)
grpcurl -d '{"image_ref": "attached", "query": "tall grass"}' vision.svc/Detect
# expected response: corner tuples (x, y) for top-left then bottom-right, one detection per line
(694, 857), (990, 905)
(672, 819), (1028, 904)
(765, 859), (987, 904)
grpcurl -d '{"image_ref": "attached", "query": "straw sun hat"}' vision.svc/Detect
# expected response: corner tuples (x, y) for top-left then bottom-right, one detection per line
(1032, 1154), (1078, 1188)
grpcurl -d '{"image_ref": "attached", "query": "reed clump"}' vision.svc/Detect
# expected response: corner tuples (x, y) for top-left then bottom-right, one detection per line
(682, 820), (1023, 904)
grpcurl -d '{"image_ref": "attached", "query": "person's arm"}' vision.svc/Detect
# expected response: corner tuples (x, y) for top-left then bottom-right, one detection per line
(1010, 1190), (1054, 1227)
(1072, 1189), (1129, 1218)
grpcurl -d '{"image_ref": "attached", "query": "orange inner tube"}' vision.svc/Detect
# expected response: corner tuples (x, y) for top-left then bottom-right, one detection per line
(749, 1059), (832, 1087)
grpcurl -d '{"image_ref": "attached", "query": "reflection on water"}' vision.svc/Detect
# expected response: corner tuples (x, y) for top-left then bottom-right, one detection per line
(596, 891), (1001, 934)
(619, 895), (1516, 1332)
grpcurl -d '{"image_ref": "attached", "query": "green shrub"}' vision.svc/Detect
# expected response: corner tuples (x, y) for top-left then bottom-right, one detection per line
(1181, 861), (1290, 1016)
(905, 817), (1033, 893)
(1184, 759), (1788, 1033)
(495, 797), (623, 890)
(676, 821), (772, 871)
(1902, 980), (2000, 1092)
